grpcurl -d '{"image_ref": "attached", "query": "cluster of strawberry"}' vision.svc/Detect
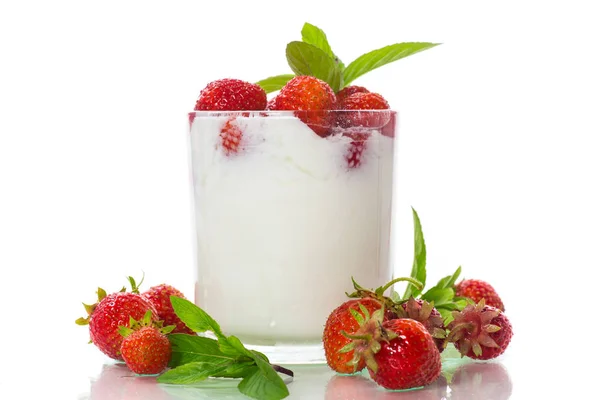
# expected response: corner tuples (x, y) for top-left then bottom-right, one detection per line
(192, 76), (392, 167)
(323, 278), (512, 390)
(76, 277), (192, 375)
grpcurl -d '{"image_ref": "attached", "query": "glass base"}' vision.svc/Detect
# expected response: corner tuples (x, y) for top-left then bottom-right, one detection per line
(244, 342), (326, 365)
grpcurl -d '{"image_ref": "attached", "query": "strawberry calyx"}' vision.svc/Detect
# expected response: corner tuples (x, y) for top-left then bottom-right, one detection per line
(345, 276), (423, 317)
(118, 310), (175, 338)
(445, 299), (502, 357)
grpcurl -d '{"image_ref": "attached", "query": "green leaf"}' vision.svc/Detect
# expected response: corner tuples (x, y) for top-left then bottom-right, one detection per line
(403, 207), (427, 299)
(421, 287), (454, 307)
(168, 333), (241, 367)
(170, 296), (225, 338)
(238, 356), (289, 400)
(157, 361), (231, 384)
(220, 335), (254, 358)
(343, 42), (440, 87)
(438, 308), (455, 326)
(256, 74), (295, 94)
(301, 22), (334, 58)
(286, 41), (342, 91)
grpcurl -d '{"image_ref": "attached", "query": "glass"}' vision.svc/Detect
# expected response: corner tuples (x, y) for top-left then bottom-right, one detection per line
(187, 110), (397, 364)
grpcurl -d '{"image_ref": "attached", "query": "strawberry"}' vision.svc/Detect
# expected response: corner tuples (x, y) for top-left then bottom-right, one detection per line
(119, 311), (174, 375)
(455, 279), (505, 311)
(272, 75), (337, 137)
(362, 318), (442, 390)
(142, 283), (195, 335)
(323, 298), (383, 374)
(266, 97), (277, 110)
(446, 299), (513, 360)
(344, 130), (369, 169)
(392, 297), (446, 353)
(336, 85), (369, 103)
(76, 286), (158, 361)
(218, 118), (244, 155)
(194, 79), (267, 111)
(338, 92), (390, 129)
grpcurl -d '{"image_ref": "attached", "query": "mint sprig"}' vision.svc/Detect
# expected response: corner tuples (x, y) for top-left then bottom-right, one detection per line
(157, 296), (292, 400)
(256, 22), (438, 94)
(403, 207), (427, 299)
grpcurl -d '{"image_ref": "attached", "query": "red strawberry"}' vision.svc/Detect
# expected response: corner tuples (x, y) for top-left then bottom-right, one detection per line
(447, 299), (513, 360)
(365, 318), (442, 390)
(76, 286), (158, 360)
(391, 297), (446, 353)
(219, 118), (243, 155)
(272, 76), (337, 137)
(119, 311), (174, 375)
(455, 279), (505, 311)
(194, 79), (267, 111)
(323, 298), (383, 374)
(338, 92), (390, 128)
(142, 284), (195, 335)
(336, 85), (369, 103)
(266, 97), (277, 110)
(344, 130), (369, 169)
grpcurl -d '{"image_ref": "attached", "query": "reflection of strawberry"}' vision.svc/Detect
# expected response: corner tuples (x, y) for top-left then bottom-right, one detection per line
(338, 92), (390, 128)
(377, 375), (448, 400)
(194, 79), (267, 111)
(76, 287), (158, 361)
(455, 279), (505, 311)
(336, 85), (369, 103)
(447, 299), (513, 360)
(450, 362), (512, 400)
(142, 284), (195, 335)
(272, 76), (337, 137)
(365, 318), (442, 390)
(325, 375), (378, 400)
(323, 298), (383, 374)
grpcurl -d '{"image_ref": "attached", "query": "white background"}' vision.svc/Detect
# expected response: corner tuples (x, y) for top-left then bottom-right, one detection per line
(1, 0), (599, 398)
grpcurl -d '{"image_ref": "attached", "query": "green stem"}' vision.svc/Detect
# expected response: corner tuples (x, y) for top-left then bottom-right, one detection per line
(380, 277), (423, 295)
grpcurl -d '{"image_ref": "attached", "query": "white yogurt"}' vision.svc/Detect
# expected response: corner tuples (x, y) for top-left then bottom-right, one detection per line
(189, 112), (396, 344)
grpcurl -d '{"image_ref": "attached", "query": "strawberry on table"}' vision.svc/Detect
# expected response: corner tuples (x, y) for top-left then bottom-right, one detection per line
(194, 79), (267, 111)
(446, 299), (513, 360)
(119, 311), (175, 375)
(322, 298), (383, 374)
(142, 283), (195, 335)
(271, 75), (337, 137)
(455, 279), (505, 311)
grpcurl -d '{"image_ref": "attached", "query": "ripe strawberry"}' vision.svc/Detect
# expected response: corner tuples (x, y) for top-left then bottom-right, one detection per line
(391, 297), (446, 352)
(194, 79), (267, 111)
(119, 311), (174, 375)
(272, 76), (337, 137)
(142, 283), (195, 335)
(76, 286), (158, 360)
(338, 92), (390, 128)
(323, 298), (383, 374)
(455, 279), (505, 311)
(365, 318), (442, 390)
(447, 299), (513, 360)
(336, 85), (369, 103)
(218, 118), (244, 155)
(344, 131), (369, 169)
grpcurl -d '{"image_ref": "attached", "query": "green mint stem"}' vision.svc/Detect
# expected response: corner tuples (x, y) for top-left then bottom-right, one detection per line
(380, 277), (423, 295)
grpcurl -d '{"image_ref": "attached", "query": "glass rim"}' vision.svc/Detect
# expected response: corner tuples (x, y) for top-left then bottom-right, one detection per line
(189, 110), (397, 116)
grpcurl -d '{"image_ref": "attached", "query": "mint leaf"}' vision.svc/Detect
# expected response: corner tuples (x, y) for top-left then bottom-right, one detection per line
(168, 333), (239, 367)
(157, 361), (231, 384)
(256, 74), (295, 94)
(238, 355), (289, 400)
(286, 41), (342, 91)
(301, 22), (334, 58)
(170, 296), (225, 338)
(403, 207), (427, 299)
(421, 287), (454, 307)
(343, 42), (440, 87)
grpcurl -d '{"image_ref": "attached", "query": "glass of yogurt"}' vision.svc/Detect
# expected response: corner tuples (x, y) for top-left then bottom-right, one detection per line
(187, 109), (397, 364)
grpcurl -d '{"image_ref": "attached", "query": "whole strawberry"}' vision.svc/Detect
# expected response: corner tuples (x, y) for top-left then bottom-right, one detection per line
(366, 318), (442, 390)
(455, 279), (505, 311)
(338, 92), (390, 128)
(447, 299), (513, 360)
(272, 75), (337, 137)
(336, 85), (369, 103)
(119, 311), (174, 375)
(76, 286), (158, 360)
(142, 283), (195, 335)
(393, 297), (446, 352)
(323, 298), (383, 374)
(194, 79), (267, 111)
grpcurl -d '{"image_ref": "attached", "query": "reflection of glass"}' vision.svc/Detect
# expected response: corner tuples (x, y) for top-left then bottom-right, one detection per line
(88, 363), (172, 400)
(188, 110), (397, 363)
(449, 362), (512, 400)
